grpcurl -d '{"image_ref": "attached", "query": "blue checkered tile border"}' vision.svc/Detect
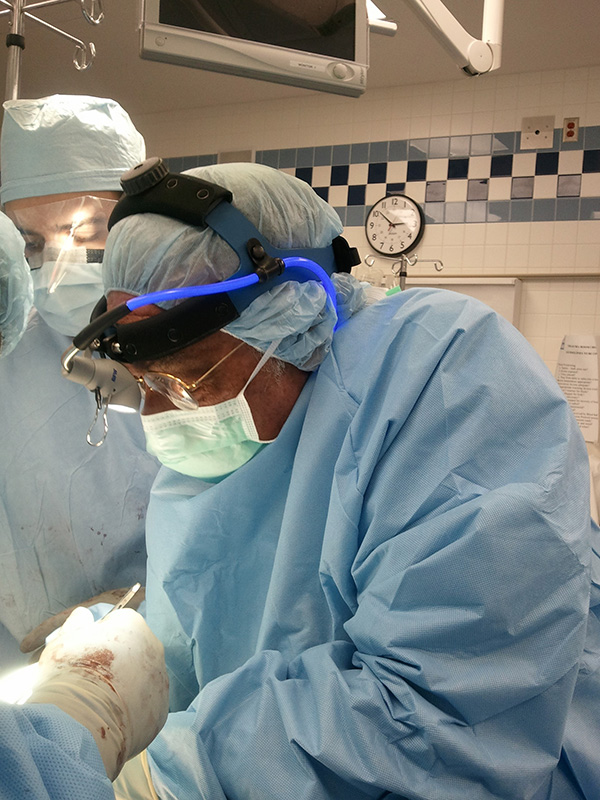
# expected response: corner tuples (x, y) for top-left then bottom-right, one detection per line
(166, 126), (600, 226)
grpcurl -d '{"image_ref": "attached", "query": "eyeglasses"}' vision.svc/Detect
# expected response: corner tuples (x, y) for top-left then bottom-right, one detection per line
(137, 342), (244, 410)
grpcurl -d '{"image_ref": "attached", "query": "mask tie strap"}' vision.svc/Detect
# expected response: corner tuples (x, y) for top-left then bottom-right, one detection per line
(241, 338), (282, 393)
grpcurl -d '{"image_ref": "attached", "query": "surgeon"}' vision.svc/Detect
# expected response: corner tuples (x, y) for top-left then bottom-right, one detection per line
(0, 95), (159, 667)
(88, 160), (599, 799)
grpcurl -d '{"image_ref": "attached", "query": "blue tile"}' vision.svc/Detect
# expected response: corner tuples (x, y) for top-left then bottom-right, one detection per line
(448, 158), (469, 179)
(552, 129), (562, 150)
(580, 197), (600, 220)
(314, 146), (333, 167)
(535, 151), (559, 175)
(425, 203), (445, 224)
(492, 132), (515, 154)
(429, 137), (449, 158)
(510, 199), (533, 222)
(331, 164), (350, 185)
(471, 134), (492, 155)
(584, 126), (600, 150)
(259, 150), (280, 168)
(533, 198), (556, 221)
(491, 154), (513, 177)
(466, 201), (487, 222)
(407, 161), (427, 181)
(181, 155), (198, 170)
(368, 162), (387, 183)
(409, 139), (428, 160)
(445, 202), (466, 223)
(583, 150), (600, 173)
(347, 184), (366, 205)
(332, 144), (351, 165)
(386, 182), (406, 194)
(488, 201), (510, 222)
(556, 198), (580, 221)
(296, 147), (315, 168)
(313, 186), (329, 202)
(389, 140), (408, 161)
(334, 207), (347, 226)
(295, 167), (313, 184)
(279, 148), (297, 168)
(369, 141), (389, 162)
(449, 136), (470, 157)
(345, 205), (366, 226)
(197, 154), (218, 166)
(350, 142), (369, 164)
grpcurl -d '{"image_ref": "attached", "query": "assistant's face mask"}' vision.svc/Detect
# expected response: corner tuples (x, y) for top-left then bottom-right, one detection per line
(7, 196), (116, 337)
(141, 342), (279, 481)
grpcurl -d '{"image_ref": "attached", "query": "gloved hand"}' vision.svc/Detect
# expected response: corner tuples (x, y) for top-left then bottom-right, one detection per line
(27, 606), (169, 781)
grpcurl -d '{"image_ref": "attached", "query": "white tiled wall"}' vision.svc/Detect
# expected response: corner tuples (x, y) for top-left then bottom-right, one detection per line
(135, 66), (600, 375)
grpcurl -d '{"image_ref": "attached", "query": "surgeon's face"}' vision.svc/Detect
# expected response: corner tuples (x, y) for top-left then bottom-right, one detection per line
(5, 191), (120, 269)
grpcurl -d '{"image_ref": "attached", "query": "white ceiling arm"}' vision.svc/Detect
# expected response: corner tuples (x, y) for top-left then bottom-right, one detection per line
(402, 0), (504, 75)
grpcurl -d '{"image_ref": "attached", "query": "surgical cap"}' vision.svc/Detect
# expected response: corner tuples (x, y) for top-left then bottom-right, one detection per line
(0, 210), (32, 357)
(103, 163), (368, 370)
(0, 95), (146, 204)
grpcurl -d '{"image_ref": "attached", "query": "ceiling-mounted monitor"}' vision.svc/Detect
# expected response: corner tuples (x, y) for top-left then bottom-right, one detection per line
(140, 0), (369, 97)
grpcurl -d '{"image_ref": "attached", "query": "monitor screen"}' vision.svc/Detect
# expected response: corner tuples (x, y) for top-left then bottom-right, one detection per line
(140, 0), (369, 97)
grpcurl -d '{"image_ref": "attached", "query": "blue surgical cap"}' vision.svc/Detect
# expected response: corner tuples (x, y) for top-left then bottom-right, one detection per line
(0, 95), (146, 204)
(103, 163), (368, 370)
(0, 210), (32, 357)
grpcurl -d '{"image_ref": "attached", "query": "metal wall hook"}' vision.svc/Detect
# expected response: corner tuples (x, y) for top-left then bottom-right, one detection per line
(80, 0), (103, 25)
(73, 39), (95, 69)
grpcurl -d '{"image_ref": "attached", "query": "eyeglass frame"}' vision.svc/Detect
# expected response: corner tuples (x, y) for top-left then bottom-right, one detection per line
(136, 341), (245, 410)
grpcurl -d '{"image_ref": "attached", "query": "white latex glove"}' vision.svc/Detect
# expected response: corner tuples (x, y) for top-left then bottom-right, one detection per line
(27, 606), (169, 780)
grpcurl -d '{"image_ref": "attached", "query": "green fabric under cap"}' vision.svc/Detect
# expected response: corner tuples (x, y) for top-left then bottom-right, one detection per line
(0, 94), (145, 204)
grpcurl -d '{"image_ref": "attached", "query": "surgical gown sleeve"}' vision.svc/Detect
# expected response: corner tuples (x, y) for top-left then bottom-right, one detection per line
(146, 290), (595, 800)
(0, 703), (114, 800)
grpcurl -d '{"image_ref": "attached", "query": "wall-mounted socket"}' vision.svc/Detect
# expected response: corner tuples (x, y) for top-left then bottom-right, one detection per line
(562, 117), (580, 143)
(520, 116), (555, 150)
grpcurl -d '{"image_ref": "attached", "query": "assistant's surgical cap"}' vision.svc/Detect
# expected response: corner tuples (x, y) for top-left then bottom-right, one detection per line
(0, 210), (32, 357)
(0, 94), (146, 204)
(103, 162), (368, 370)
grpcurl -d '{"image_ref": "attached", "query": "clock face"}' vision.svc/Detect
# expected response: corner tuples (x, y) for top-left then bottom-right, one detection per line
(365, 194), (425, 256)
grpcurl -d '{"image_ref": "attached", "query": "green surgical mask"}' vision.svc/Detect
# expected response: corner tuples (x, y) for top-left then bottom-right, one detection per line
(141, 343), (277, 481)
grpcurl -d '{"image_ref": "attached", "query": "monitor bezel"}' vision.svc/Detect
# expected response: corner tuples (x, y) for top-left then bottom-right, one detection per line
(140, 0), (369, 98)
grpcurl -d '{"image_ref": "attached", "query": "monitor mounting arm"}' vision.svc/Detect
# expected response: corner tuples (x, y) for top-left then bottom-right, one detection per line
(369, 0), (504, 76)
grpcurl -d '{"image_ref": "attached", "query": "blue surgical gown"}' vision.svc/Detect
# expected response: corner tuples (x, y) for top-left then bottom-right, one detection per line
(0, 312), (159, 664)
(141, 289), (599, 800)
(0, 703), (113, 800)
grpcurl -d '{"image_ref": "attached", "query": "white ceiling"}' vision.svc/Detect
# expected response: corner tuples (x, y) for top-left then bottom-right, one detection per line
(0, 0), (598, 119)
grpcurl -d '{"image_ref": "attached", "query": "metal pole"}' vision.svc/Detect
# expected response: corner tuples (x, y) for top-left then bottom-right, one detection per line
(5, 0), (25, 100)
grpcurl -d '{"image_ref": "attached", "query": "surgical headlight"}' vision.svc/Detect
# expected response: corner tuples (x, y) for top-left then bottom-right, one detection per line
(61, 157), (360, 444)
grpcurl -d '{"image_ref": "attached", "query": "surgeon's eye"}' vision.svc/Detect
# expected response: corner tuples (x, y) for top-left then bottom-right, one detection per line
(19, 231), (45, 269)
(71, 214), (110, 247)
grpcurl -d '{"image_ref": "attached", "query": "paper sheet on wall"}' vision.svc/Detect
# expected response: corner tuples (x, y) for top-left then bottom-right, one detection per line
(555, 335), (599, 444)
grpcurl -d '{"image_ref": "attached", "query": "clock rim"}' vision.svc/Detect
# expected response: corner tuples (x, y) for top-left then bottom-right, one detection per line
(364, 193), (425, 256)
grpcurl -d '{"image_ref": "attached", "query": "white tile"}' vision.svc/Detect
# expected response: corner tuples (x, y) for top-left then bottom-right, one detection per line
(468, 156), (491, 179)
(426, 159), (449, 180)
(311, 165), (331, 186)
(533, 175), (558, 199)
(387, 161), (407, 182)
(558, 150), (584, 174)
(488, 177), (511, 200)
(507, 223), (531, 245)
(512, 153), (536, 177)
(366, 184), (385, 206)
(328, 186), (348, 206)
(573, 290), (598, 315)
(406, 182), (426, 203)
(552, 221), (578, 244)
(581, 173), (600, 197)
(348, 163), (369, 184)
(446, 180), (468, 202)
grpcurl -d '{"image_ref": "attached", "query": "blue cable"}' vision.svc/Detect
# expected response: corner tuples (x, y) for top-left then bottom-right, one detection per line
(125, 258), (339, 326)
